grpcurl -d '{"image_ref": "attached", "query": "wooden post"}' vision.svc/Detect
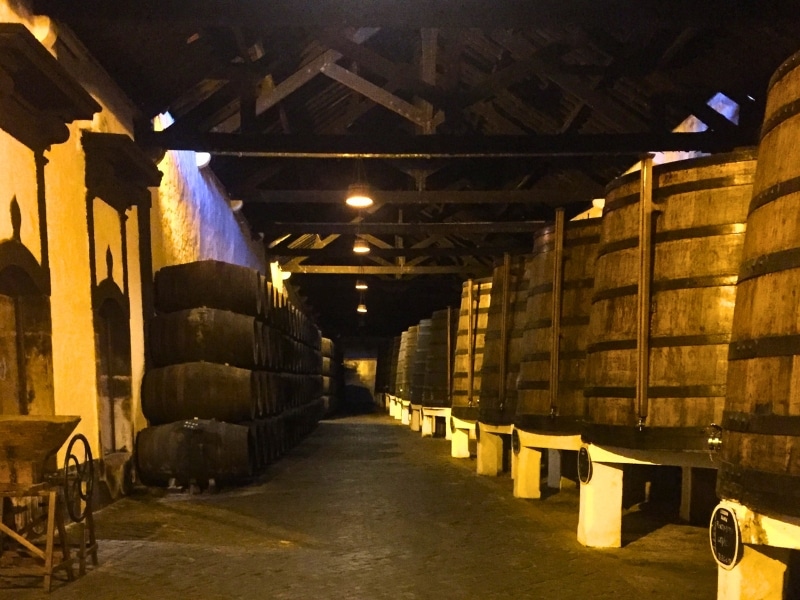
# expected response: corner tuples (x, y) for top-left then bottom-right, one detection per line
(550, 208), (565, 416)
(499, 253), (511, 408)
(636, 156), (654, 427)
(466, 279), (475, 407)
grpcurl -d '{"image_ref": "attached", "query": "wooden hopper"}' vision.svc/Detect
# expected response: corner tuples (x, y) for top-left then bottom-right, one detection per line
(0, 415), (81, 487)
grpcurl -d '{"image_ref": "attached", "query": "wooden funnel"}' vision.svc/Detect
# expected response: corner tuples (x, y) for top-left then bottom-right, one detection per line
(0, 415), (81, 487)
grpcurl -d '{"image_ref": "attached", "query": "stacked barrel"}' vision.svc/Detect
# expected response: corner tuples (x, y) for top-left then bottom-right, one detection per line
(423, 307), (458, 409)
(320, 337), (339, 416)
(136, 260), (324, 489)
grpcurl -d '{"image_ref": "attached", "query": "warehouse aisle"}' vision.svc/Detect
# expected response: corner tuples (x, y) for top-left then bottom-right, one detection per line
(0, 414), (716, 599)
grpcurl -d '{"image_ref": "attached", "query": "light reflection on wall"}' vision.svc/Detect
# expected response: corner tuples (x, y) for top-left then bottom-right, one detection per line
(151, 112), (266, 273)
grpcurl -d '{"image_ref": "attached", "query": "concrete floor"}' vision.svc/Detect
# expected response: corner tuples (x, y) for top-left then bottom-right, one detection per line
(1, 413), (717, 599)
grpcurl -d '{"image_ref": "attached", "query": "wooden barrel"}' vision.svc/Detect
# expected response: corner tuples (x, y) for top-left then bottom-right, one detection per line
(452, 277), (492, 421)
(150, 308), (261, 369)
(516, 217), (601, 434)
(423, 308), (458, 407)
(718, 53), (800, 517)
(388, 335), (401, 396)
(136, 419), (255, 486)
(479, 255), (530, 425)
(585, 149), (757, 450)
(154, 260), (262, 317)
(410, 319), (433, 405)
(142, 362), (259, 424)
(396, 326), (419, 401)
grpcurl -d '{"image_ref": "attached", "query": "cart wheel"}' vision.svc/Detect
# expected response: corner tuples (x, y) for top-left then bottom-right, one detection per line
(64, 434), (94, 522)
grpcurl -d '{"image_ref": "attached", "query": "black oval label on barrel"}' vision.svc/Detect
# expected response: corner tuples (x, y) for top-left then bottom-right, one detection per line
(578, 447), (592, 484)
(512, 429), (521, 454)
(709, 506), (741, 570)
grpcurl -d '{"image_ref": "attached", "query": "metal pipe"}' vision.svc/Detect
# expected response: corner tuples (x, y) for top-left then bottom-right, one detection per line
(466, 279), (475, 407)
(499, 253), (511, 409)
(549, 209), (565, 416)
(636, 156), (655, 427)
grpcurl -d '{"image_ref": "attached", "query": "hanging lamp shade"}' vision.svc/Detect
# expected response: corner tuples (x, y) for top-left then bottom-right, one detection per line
(353, 238), (370, 254)
(355, 279), (368, 290)
(345, 182), (374, 208)
(356, 303), (368, 313)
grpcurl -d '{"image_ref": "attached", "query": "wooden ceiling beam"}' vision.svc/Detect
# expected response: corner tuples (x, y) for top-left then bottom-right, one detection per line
(285, 265), (482, 275)
(137, 130), (748, 158)
(269, 245), (529, 258)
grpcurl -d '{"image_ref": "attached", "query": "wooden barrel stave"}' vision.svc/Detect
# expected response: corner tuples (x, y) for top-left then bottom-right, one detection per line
(452, 277), (492, 414)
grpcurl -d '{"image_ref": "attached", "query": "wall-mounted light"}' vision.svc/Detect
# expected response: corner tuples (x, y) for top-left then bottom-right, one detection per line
(196, 151), (212, 169)
(355, 279), (368, 290)
(353, 238), (370, 254)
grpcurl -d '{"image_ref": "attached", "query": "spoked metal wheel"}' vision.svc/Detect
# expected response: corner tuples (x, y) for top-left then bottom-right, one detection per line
(64, 434), (94, 522)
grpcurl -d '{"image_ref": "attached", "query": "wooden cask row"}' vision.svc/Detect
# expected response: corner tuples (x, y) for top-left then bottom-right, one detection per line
(136, 420), (255, 486)
(719, 51), (800, 517)
(396, 326), (419, 401)
(423, 308), (458, 408)
(154, 260), (262, 317)
(142, 362), (259, 424)
(452, 277), (492, 421)
(479, 256), (531, 426)
(585, 149), (756, 450)
(150, 308), (261, 369)
(410, 319), (433, 405)
(388, 335), (401, 396)
(516, 217), (601, 434)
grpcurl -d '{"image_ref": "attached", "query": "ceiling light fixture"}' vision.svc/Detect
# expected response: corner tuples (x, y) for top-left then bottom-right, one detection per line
(345, 158), (373, 208)
(355, 279), (368, 290)
(356, 302), (368, 313)
(353, 237), (370, 254)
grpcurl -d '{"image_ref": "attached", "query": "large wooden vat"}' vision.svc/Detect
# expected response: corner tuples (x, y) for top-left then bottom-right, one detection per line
(479, 255), (531, 426)
(516, 216), (601, 434)
(423, 307), (458, 408)
(584, 149), (756, 450)
(410, 319), (432, 405)
(396, 325), (419, 401)
(388, 335), (401, 396)
(452, 277), (492, 421)
(718, 52), (800, 517)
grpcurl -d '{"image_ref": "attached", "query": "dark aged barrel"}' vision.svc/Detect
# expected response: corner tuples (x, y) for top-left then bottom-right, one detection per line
(136, 419), (255, 486)
(718, 52), (800, 517)
(150, 308), (261, 369)
(154, 260), (263, 317)
(142, 362), (259, 424)
(388, 335), (401, 396)
(479, 255), (531, 426)
(516, 218), (601, 434)
(410, 319), (433, 405)
(396, 326), (419, 401)
(423, 308), (459, 407)
(452, 278), (492, 421)
(584, 149), (757, 450)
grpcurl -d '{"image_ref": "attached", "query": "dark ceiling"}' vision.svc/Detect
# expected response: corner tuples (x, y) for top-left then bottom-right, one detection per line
(34, 0), (800, 340)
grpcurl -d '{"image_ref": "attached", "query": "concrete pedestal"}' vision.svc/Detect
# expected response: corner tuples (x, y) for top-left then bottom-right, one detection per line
(513, 447), (542, 499)
(401, 401), (411, 425)
(421, 407), (451, 439)
(714, 499), (800, 600)
(476, 423), (512, 476)
(576, 443), (716, 548)
(410, 405), (422, 432)
(513, 431), (582, 499)
(450, 415), (476, 458)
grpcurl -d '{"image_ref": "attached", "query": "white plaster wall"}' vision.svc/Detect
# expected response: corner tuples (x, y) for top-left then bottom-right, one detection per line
(0, 129), (40, 261)
(151, 114), (266, 274)
(126, 207), (146, 437)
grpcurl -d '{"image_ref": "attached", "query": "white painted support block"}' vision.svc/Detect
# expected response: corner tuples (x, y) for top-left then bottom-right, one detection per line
(476, 430), (504, 476)
(547, 449), (562, 490)
(513, 446), (542, 499)
(444, 416), (452, 441)
(390, 397), (401, 420)
(451, 427), (470, 458)
(421, 413), (433, 437)
(401, 401), (411, 425)
(717, 546), (792, 600)
(577, 461), (623, 548)
(410, 405), (421, 431)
